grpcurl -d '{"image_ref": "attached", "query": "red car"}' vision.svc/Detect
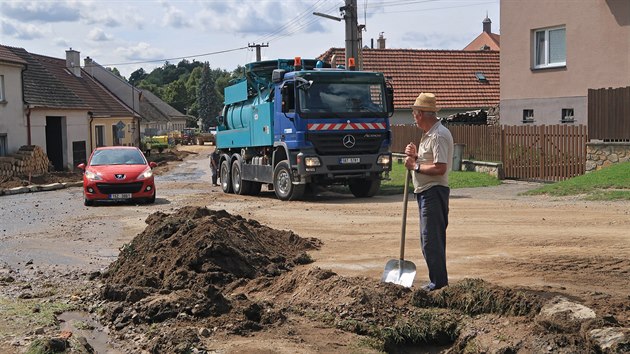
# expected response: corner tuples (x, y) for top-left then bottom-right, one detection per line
(77, 146), (157, 206)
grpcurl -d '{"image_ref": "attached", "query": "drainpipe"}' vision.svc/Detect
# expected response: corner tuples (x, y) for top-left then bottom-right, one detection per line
(21, 65), (32, 145)
(88, 111), (94, 152)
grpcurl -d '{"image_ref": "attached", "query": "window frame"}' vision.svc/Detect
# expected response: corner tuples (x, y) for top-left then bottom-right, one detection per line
(522, 109), (535, 123)
(0, 75), (5, 102)
(533, 26), (566, 69)
(561, 108), (575, 123)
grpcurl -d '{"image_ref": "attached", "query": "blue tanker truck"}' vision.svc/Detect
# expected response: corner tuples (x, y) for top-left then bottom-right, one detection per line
(216, 57), (393, 201)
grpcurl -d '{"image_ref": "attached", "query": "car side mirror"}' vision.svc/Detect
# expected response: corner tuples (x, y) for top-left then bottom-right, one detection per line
(149, 162), (158, 168)
(77, 163), (86, 170)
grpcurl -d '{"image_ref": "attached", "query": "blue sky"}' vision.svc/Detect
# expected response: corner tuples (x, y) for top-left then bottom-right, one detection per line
(1, 0), (500, 78)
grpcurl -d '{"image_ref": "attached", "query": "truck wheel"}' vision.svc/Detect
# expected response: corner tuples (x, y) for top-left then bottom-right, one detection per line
(273, 161), (304, 201)
(220, 160), (233, 193)
(231, 159), (252, 195)
(349, 178), (381, 198)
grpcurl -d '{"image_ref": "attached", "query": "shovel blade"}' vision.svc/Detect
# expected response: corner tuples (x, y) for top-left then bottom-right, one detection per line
(381, 259), (416, 287)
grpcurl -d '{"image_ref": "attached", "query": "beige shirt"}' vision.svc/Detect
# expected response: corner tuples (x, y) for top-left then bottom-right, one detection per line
(412, 121), (454, 193)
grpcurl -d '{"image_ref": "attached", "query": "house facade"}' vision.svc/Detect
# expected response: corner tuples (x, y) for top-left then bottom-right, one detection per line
(1, 45), (136, 170)
(0, 46), (27, 156)
(83, 57), (189, 136)
(500, 0), (630, 126)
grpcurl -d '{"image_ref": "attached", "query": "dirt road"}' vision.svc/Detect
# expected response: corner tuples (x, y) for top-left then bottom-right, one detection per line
(1, 144), (628, 353)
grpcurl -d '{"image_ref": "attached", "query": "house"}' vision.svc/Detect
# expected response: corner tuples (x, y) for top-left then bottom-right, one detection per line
(319, 47), (499, 125)
(1, 45), (135, 170)
(0, 46), (28, 156)
(500, 0), (630, 126)
(83, 57), (189, 136)
(464, 15), (501, 51)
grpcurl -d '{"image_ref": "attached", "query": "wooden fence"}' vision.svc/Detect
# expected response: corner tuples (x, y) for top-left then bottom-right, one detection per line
(391, 124), (588, 181)
(588, 86), (630, 141)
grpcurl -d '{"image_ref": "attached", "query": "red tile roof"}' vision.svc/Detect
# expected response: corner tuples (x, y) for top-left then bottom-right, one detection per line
(0, 45), (27, 65)
(318, 48), (499, 110)
(464, 32), (501, 51)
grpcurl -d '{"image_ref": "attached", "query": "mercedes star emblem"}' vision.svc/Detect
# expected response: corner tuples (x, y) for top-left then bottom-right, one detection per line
(342, 135), (356, 149)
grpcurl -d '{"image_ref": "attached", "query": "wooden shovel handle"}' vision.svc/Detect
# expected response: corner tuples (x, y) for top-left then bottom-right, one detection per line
(400, 169), (411, 260)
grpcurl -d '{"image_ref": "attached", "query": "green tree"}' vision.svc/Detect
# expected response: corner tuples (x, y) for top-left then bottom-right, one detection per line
(162, 79), (188, 114)
(197, 63), (221, 128)
(129, 68), (148, 86)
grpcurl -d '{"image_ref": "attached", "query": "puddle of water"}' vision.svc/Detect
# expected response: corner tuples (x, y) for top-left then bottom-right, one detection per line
(57, 311), (123, 354)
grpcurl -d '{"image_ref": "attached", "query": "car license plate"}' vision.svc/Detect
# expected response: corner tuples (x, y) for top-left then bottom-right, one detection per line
(339, 157), (360, 164)
(110, 193), (132, 199)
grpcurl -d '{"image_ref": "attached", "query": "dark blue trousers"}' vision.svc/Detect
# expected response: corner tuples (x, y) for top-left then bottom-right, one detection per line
(416, 185), (450, 289)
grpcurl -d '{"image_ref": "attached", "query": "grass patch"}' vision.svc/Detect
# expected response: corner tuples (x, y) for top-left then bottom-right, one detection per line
(412, 278), (543, 317)
(378, 309), (461, 350)
(379, 161), (501, 195)
(521, 162), (630, 200)
(0, 297), (76, 336)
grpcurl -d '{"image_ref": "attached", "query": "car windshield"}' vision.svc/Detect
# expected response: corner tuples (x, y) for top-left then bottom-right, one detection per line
(90, 149), (146, 166)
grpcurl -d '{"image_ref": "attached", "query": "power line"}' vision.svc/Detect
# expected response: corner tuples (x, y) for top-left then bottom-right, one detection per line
(101, 46), (249, 67)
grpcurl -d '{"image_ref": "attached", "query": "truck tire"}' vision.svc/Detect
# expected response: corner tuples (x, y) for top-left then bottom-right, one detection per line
(349, 178), (381, 198)
(220, 160), (233, 193)
(273, 160), (304, 201)
(231, 159), (252, 195)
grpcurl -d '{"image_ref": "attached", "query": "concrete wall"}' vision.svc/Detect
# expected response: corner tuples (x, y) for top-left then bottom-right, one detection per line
(500, 0), (630, 125)
(0, 62), (27, 154)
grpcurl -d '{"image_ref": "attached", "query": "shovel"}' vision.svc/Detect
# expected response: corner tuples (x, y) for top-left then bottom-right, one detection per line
(381, 169), (416, 287)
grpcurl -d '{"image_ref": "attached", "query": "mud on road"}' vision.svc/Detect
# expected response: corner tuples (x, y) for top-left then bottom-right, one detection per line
(0, 144), (629, 353)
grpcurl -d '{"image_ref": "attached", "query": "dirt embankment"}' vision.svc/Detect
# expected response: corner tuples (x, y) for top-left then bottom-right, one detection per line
(72, 206), (628, 353)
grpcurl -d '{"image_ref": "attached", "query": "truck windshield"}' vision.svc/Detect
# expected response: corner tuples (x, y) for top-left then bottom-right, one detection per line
(297, 81), (387, 118)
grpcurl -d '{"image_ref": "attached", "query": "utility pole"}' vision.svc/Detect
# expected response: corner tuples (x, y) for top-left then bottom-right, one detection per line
(248, 43), (269, 61)
(342, 0), (360, 70)
(314, 0), (362, 70)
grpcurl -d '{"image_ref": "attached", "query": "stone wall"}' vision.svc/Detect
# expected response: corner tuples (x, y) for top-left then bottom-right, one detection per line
(586, 142), (630, 172)
(461, 160), (504, 179)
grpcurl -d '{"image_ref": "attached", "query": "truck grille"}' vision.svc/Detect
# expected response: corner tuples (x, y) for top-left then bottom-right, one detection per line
(307, 133), (386, 155)
(96, 182), (144, 194)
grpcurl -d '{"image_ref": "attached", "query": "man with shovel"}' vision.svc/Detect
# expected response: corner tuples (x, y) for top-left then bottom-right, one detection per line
(404, 92), (454, 291)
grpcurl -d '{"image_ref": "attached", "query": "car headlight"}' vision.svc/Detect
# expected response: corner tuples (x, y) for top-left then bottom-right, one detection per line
(304, 157), (321, 167)
(377, 154), (391, 165)
(137, 168), (153, 180)
(85, 170), (102, 181)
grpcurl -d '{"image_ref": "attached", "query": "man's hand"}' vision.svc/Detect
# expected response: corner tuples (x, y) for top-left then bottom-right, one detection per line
(404, 143), (417, 159)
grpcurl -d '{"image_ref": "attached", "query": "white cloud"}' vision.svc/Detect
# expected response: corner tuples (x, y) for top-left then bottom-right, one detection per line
(0, 19), (46, 40)
(115, 42), (164, 62)
(162, 3), (192, 28)
(0, 1), (81, 23)
(88, 28), (112, 42)
(54, 37), (71, 47)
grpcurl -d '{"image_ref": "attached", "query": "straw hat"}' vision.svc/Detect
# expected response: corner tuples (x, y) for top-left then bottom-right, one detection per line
(411, 92), (439, 112)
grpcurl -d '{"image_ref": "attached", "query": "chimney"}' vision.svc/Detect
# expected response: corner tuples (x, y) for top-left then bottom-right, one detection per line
(84, 56), (94, 76)
(377, 32), (386, 49)
(66, 48), (81, 77)
(483, 15), (492, 34)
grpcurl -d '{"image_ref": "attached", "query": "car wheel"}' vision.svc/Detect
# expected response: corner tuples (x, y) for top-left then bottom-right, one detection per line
(147, 193), (156, 204)
(84, 198), (94, 206)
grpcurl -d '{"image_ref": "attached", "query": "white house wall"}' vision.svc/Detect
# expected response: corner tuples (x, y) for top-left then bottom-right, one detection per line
(0, 62), (27, 154)
(28, 108), (89, 170)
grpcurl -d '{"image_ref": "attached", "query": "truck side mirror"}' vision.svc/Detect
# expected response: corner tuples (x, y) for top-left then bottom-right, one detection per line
(386, 86), (395, 115)
(217, 115), (224, 125)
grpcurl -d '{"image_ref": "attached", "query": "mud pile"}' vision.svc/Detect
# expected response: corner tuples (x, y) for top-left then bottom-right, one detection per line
(97, 207), (624, 354)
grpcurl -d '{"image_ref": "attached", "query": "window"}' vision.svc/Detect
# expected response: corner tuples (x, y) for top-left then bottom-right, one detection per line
(534, 26), (566, 68)
(0, 75), (5, 102)
(0, 134), (7, 156)
(561, 108), (574, 123)
(523, 109), (534, 123)
(95, 125), (105, 147)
